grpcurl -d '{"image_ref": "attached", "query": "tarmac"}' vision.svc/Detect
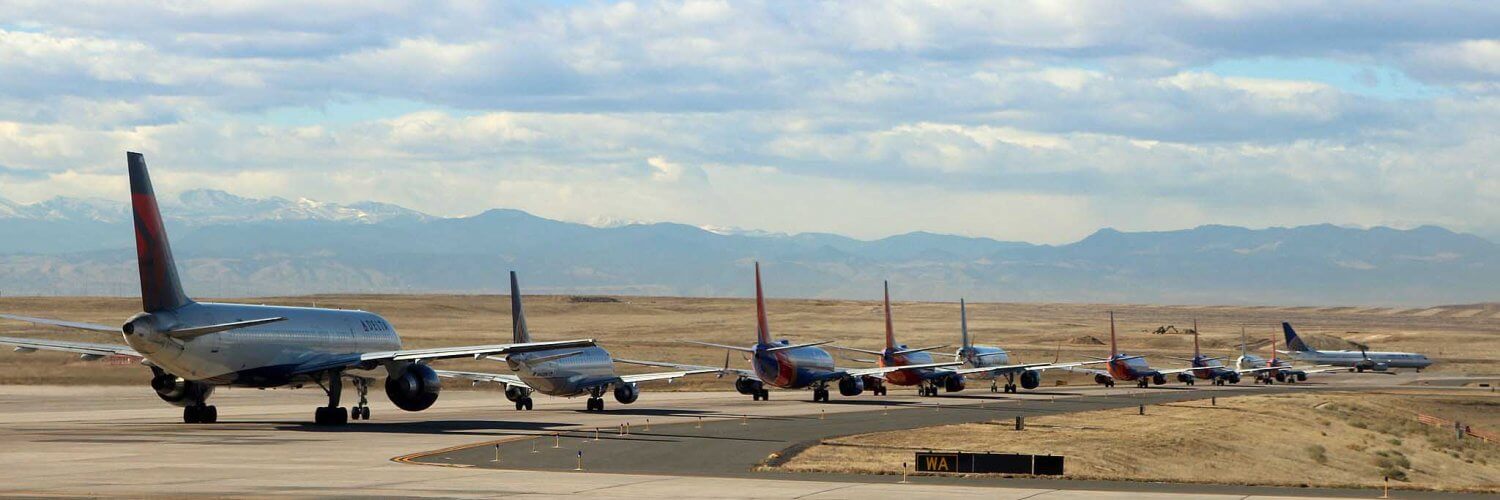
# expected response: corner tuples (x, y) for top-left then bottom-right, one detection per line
(0, 374), (1494, 499)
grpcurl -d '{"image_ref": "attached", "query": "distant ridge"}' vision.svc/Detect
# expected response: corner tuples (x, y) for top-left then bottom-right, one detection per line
(0, 191), (1495, 306)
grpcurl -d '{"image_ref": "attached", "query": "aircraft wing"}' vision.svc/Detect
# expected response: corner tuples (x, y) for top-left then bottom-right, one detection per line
(614, 358), (756, 378)
(0, 336), (142, 359)
(1157, 366), (1210, 375)
(360, 339), (596, 363)
(952, 362), (1053, 376)
(1034, 359), (1108, 371)
(841, 361), (963, 378)
(619, 368), (720, 384)
(0, 314), (117, 332)
(434, 369), (529, 389)
(1057, 365), (1110, 378)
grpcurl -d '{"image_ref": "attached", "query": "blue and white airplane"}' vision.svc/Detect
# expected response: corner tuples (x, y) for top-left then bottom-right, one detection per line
(0, 153), (594, 425)
(1281, 322), (1433, 372)
(435, 272), (717, 411)
(622, 263), (960, 402)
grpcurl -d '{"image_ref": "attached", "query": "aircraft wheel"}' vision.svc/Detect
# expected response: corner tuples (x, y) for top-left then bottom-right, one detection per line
(759, 389), (770, 401)
(523, 398), (534, 410)
(516, 400), (525, 411)
(360, 406), (371, 420)
(314, 406), (348, 425)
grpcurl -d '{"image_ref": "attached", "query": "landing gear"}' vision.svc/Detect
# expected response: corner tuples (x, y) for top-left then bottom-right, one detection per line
(918, 385), (938, 397)
(515, 398), (534, 410)
(1185, 378), (1195, 386)
(990, 380), (999, 393)
(183, 404), (217, 424)
(349, 377), (372, 421)
(812, 387), (830, 402)
(314, 371), (349, 426)
(586, 397), (604, 411)
(1137, 379), (1149, 388)
(997, 375), (1018, 393)
(752, 388), (770, 401)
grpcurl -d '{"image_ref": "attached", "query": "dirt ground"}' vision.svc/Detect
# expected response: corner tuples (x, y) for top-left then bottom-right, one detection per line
(0, 294), (1497, 387)
(777, 391), (1500, 492)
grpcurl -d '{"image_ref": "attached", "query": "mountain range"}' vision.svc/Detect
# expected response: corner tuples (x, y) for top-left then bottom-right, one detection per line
(0, 190), (1495, 306)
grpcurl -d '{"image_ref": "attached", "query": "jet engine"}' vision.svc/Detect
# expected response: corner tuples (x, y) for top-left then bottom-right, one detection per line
(385, 363), (441, 411)
(943, 374), (966, 392)
(1176, 372), (1194, 383)
(504, 385), (531, 402)
(860, 375), (885, 393)
(1094, 374), (1112, 385)
(838, 376), (864, 396)
(735, 377), (763, 395)
(1226, 373), (1241, 384)
(1295, 372), (1308, 382)
(1274, 371), (1288, 382)
(1019, 370), (1041, 390)
(151, 369), (213, 407)
(1151, 373), (1167, 385)
(613, 383), (640, 404)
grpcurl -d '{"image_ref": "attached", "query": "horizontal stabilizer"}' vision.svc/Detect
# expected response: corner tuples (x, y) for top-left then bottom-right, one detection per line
(893, 344), (948, 355)
(166, 317), (287, 339)
(682, 340), (756, 352)
(828, 345), (885, 356)
(515, 350), (583, 365)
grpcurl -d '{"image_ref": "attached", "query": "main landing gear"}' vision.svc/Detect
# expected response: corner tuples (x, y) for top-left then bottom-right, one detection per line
(585, 387), (605, 411)
(812, 385), (830, 402)
(995, 374), (1019, 393)
(515, 398), (534, 410)
(918, 384), (938, 397)
(349, 377), (372, 420)
(752, 388), (770, 401)
(1137, 379), (1150, 388)
(313, 372), (351, 425)
(183, 404), (217, 424)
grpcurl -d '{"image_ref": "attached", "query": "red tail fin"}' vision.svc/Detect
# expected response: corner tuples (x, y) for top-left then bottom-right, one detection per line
(128, 152), (190, 312)
(1108, 311), (1118, 357)
(754, 262), (770, 346)
(883, 281), (895, 351)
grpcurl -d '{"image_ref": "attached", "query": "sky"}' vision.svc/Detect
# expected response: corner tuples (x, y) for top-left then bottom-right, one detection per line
(0, 1), (1496, 244)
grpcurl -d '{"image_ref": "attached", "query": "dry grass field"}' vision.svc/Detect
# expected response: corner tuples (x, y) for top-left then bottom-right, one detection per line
(776, 391), (1500, 492)
(0, 294), (1497, 387)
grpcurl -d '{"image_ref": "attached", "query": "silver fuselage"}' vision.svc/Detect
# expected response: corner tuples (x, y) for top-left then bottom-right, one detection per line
(955, 345), (1009, 380)
(505, 346), (620, 396)
(1286, 350), (1432, 369)
(124, 301), (401, 386)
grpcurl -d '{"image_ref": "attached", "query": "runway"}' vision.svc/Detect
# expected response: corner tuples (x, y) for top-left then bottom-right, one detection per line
(0, 377), (1491, 499)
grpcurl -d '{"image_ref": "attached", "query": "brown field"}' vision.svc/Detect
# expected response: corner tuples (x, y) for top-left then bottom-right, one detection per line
(776, 391), (1500, 492)
(0, 294), (1497, 387)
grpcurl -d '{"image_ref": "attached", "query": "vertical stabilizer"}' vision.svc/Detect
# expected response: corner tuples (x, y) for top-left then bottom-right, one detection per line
(959, 298), (970, 349)
(754, 262), (771, 346)
(509, 271), (531, 343)
(1108, 311), (1118, 357)
(1282, 322), (1311, 352)
(883, 281), (895, 351)
(1240, 325), (1248, 357)
(128, 152), (190, 312)
(1269, 334), (1279, 364)
(1192, 319), (1201, 357)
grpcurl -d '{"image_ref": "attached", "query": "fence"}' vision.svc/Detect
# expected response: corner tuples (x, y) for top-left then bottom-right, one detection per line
(1416, 413), (1497, 443)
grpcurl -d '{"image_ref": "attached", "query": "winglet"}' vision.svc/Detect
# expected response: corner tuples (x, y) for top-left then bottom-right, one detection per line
(754, 262), (770, 346)
(883, 281), (895, 351)
(959, 298), (970, 349)
(128, 152), (191, 312)
(1108, 311), (1118, 357)
(510, 271), (531, 343)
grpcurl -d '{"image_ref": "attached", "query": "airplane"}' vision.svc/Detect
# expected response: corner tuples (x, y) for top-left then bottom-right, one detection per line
(1234, 326), (1339, 384)
(1067, 312), (1203, 388)
(0, 152), (595, 425)
(945, 299), (1105, 393)
(831, 282), (968, 397)
(1162, 321), (1288, 386)
(619, 263), (959, 402)
(1281, 322), (1433, 372)
(433, 272), (717, 411)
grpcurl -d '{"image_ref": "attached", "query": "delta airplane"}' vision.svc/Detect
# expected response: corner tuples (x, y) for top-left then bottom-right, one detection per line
(945, 299), (1104, 393)
(621, 263), (958, 402)
(1281, 322), (1432, 372)
(435, 272), (716, 411)
(1235, 326), (1338, 384)
(1068, 312), (1202, 388)
(0, 153), (595, 425)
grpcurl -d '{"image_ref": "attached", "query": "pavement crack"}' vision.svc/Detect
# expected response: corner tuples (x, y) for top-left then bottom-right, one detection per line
(793, 482), (859, 498)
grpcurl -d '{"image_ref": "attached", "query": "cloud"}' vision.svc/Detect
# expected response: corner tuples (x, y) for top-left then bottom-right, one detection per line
(0, 1), (1494, 243)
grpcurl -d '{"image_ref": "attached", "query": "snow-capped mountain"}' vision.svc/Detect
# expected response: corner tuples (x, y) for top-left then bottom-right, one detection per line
(0, 189), (432, 225)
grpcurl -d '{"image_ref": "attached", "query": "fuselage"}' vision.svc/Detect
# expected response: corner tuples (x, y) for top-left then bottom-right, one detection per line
(1287, 350), (1432, 368)
(879, 346), (943, 386)
(125, 301), (402, 387)
(1189, 355), (1233, 380)
(751, 341), (836, 389)
(955, 345), (1009, 380)
(505, 346), (619, 396)
(1107, 354), (1158, 381)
